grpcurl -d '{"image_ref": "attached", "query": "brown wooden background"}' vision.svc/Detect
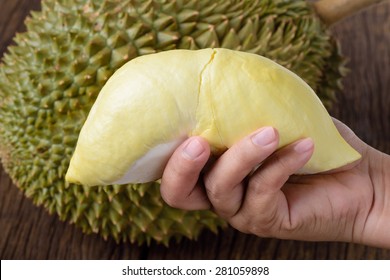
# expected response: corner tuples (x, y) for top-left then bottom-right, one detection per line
(1, 0), (389, 259)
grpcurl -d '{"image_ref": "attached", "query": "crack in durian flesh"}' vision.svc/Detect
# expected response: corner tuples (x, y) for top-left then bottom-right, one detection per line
(194, 49), (225, 154)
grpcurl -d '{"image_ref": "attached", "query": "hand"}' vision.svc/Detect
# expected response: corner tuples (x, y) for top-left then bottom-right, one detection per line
(160, 119), (390, 248)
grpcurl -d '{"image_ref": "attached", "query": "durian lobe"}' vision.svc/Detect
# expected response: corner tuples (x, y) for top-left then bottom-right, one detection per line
(66, 48), (360, 186)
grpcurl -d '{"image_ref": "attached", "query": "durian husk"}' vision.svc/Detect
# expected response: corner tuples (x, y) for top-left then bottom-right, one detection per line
(0, 0), (346, 245)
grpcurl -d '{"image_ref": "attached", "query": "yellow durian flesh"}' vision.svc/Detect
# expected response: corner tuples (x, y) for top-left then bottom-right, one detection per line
(66, 48), (361, 186)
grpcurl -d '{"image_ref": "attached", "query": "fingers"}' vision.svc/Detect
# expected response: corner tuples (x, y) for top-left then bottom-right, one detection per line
(230, 138), (314, 236)
(204, 127), (279, 218)
(160, 137), (211, 210)
(249, 138), (314, 195)
(160, 125), (315, 239)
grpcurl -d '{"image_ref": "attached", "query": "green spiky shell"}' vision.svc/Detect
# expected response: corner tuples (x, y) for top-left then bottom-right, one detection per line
(0, 0), (345, 245)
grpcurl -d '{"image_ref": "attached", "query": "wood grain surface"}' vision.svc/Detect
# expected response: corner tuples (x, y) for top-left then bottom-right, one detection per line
(0, 0), (389, 260)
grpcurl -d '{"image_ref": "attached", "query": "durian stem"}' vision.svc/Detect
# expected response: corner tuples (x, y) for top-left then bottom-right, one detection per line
(313, 0), (387, 26)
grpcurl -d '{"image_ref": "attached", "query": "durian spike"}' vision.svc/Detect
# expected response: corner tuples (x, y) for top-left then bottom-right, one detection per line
(313, 0), (386, 26)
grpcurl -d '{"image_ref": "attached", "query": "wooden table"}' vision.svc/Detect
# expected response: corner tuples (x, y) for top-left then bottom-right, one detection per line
(1, 0), (389, 259)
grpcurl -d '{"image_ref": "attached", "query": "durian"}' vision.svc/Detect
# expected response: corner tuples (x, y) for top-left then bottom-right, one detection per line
(66, 48), (360, 186)
(0, 0), (349, 244)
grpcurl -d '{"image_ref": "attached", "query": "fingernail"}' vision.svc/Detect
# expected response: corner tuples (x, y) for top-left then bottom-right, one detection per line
(294, 138), (314, 153)
(251, 127), (276, 146)
(182, 138), (205, 160)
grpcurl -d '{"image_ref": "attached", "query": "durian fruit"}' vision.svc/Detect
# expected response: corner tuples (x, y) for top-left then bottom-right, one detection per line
(66, 48), (360, 186)
(0, 0), (350, 244)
